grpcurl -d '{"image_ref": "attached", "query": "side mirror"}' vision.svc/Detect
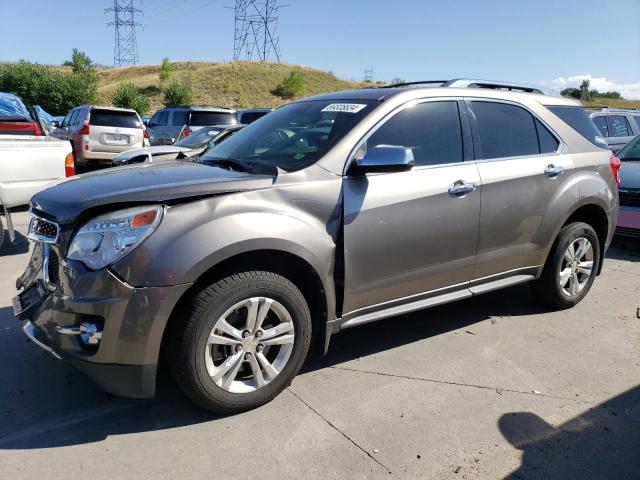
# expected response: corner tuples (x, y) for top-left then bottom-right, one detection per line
(50, 120), (60, 128)
(354, 145), (414, 174)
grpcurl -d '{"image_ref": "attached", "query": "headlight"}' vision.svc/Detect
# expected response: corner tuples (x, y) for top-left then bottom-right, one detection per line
(67, 205), (163, 270)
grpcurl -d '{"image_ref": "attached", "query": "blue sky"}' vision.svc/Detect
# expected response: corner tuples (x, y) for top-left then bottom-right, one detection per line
(3, 0), (640, 97)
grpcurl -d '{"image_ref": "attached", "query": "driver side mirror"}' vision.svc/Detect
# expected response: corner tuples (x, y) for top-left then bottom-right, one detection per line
(354, 145), (414, 174)
(50, 120), (60, 128)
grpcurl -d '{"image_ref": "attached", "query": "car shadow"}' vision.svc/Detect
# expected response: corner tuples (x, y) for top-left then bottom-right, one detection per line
(500, 385), (640, 479)
(607, 237), (640, 262)
(0, 230), (29, 257)
(0, 283), (552, 450)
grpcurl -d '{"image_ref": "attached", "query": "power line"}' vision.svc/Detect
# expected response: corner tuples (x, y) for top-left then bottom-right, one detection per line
(105, 1), (143, 67)
(233, 0), (285, 62)
(146, 0), (216, 26)
(363, 68), (374, 82)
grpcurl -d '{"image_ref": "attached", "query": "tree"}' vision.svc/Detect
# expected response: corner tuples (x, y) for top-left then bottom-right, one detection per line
(560, 87), (581, 99)
(159, 57), (174, 85)
(390, 77), (405, 85)
(65, 48), (95, 75)
(579, 79), (592, 101)
(112, 82), (150, 114)
(163, 80), (192, 106)
(273, 71), (306, 99)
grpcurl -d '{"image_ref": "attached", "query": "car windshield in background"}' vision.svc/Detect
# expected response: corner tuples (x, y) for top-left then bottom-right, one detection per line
(547, 106), (608, 149)
(176, 127), (220, 148)
(90, 109), (140, 128)
(201, 100), (377, 172)
(617, 135), (640, 161)
(190, 112), (237, 126)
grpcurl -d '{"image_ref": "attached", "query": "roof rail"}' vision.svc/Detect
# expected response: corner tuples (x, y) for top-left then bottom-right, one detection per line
(382, 78), (545, 95)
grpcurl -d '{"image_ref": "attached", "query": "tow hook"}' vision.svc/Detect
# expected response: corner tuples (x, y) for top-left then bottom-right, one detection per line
(56, 322), (103, 345)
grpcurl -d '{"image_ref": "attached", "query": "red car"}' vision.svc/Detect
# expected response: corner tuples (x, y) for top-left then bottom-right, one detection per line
(0, 92), (44, 136)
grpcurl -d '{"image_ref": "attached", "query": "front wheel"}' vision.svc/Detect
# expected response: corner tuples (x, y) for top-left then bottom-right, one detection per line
(530, 222), (600, 309)
(168, 271), (312, 413)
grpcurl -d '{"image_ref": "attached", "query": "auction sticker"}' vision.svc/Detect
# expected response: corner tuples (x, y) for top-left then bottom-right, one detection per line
(321, 103), (368, 114)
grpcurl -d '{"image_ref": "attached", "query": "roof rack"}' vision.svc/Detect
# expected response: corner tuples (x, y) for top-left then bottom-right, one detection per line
(382, 78), (544, 95)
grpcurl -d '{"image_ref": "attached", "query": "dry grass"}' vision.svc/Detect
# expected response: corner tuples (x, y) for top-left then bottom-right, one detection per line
(94, 61), (379, 111)
(581, 98), (640, 110)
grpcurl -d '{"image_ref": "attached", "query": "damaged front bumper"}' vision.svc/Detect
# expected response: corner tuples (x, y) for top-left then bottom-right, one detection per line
(14, 243), (191, 398)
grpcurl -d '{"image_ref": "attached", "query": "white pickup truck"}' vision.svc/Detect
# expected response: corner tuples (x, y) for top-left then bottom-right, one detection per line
(0, 136), (73, 249)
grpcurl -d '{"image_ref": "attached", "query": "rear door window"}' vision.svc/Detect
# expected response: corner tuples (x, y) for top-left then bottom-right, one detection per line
(171, 111), (189, 126)
(592, 116), (609, 137)
(149, 112), (161, 126)
(190, 112), (237, 126)
(606, 115), (631, 137)
(89, 109), (140, 128)
(470, 101), (539, 159)
(366, 101), (464, 166)
(547, 106), (608, 149)
(158, 111), (169, 126)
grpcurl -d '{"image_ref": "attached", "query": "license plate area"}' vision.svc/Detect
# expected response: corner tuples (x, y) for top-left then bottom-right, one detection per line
(103, 133), (130, 145)
(12, 282), (46, 316)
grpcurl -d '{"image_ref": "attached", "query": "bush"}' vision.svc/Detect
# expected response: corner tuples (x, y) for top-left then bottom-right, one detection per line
(159, 57), (173, 85)
(112, 82), (150, 114)
(0, 61), (97, 115)
(163, 80), (193, 106)
(273, 71), (306, 99)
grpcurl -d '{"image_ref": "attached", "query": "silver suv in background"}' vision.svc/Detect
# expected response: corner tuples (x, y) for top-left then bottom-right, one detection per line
(588, 108), (640, 153)
(146, 106), (238, 146)
(15, 79), (619, 413)
(51, 105), (148, 168)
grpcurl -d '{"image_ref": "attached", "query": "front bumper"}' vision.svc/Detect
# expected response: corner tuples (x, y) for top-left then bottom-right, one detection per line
(616, 206), (640, 238)
(16, 251), (191, 398)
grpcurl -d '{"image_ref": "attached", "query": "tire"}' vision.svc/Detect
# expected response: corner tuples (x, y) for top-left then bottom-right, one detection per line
(168, 271), (312, 414)
(530, 222), (600, 309)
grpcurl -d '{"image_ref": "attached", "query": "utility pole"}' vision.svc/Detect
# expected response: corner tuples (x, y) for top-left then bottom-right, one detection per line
(233, 0), (284, 62)
(363, 68), (374, 82)
(106, 1), (143, 67)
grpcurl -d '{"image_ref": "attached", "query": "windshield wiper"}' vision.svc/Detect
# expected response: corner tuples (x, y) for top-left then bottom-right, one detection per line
(200, 157), (256, 173)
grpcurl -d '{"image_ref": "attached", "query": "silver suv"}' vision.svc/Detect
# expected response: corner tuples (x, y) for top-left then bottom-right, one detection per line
(14, 79), (619, 413)
(51, 105), (147, 168)
(588, 108), (640, 153)
(146, 106), (238, 146)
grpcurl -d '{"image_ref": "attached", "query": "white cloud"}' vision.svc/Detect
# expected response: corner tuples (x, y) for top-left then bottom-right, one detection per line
(543, 74), (640, 100)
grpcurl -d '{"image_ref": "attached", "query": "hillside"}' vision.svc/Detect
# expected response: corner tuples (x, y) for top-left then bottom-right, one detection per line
(94, 61), (376, 111)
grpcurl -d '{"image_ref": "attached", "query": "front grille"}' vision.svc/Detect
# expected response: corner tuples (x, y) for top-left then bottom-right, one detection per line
(28, 215), (59, 243)
(619, 188), (640, 208)
(47, 249), (60, 285)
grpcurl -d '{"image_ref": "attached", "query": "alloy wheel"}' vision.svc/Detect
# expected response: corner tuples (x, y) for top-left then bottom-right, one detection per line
(558, 237), (594, 297)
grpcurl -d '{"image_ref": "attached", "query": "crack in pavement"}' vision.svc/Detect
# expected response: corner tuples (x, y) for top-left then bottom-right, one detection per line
(330, 366), (592, 404)
(286, 388), (400, 479)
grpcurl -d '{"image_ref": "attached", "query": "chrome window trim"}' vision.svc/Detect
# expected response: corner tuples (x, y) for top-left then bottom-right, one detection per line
(464, 97), (565, 163)
(344, 96), (467, 175)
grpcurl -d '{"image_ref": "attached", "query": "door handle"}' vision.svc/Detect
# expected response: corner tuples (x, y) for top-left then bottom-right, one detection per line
(544, 164), (565, 178)
(448, 180), (478, 197)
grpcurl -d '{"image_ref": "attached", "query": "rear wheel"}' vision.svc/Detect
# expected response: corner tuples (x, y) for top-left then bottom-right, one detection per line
(168, 271), (311, 413)
(530, 222), (600, 309)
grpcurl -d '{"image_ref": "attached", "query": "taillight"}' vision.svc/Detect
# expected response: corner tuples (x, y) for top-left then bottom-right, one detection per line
(78, 121), (90, 136)
(143, 126), (149, 139)
(65, 152), (75, 177)
(609, 153), (621, 186)
(180, 127), (192, 140)
(33, 123), (43, 136)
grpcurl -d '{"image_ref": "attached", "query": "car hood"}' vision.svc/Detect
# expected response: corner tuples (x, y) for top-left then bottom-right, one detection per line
(114, 145), (193, 161)
(31, 160), (275, 225)
(620, 161), (640, 189)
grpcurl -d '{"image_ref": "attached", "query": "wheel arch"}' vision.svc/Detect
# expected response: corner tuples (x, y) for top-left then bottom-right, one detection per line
(560, 202), (610, 275)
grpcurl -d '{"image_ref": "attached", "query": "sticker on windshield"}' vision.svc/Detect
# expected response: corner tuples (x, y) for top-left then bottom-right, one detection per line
(321, 103), (368, 114)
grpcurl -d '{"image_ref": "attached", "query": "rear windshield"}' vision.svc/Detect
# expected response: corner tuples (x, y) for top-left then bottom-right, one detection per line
(90, 109), (140, 128)
(547, 106), (608, 149)
(240, 111), (269, 124)
(190, 112), (237, 126)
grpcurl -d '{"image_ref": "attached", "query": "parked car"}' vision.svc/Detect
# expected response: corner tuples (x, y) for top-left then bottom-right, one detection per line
(615, 134), (640, 238)
(0, 136), (73, 250)
(51, 105), (149, 169)
(14, 79), (618, 413)
(0, 93), (44, 136)
(237, 108), (273, 125)
(588, 108), (640, 153)
(113, 125), (244, 165)
(146, 106), (238, 146)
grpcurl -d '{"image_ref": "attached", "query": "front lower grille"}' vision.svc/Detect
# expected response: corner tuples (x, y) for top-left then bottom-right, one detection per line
(28, 214), (60, 243)
(619, 188), (640, 208)
(47, 249), (60, 285)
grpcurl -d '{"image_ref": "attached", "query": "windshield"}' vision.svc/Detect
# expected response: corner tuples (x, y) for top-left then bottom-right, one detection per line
(176, 127), (221, 148)
(617, 134), (640, 161)
(201, 100), (377, 172)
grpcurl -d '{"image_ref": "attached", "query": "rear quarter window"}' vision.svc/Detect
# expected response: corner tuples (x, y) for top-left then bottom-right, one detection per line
(90, 109), (140, 128)
(547, 106), (608, 149)
(592, 116), (609, 137)
(190, 112), (237, 126)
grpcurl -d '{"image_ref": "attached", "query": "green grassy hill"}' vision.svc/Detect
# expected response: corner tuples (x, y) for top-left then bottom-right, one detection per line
(94, 61), (377, 111)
